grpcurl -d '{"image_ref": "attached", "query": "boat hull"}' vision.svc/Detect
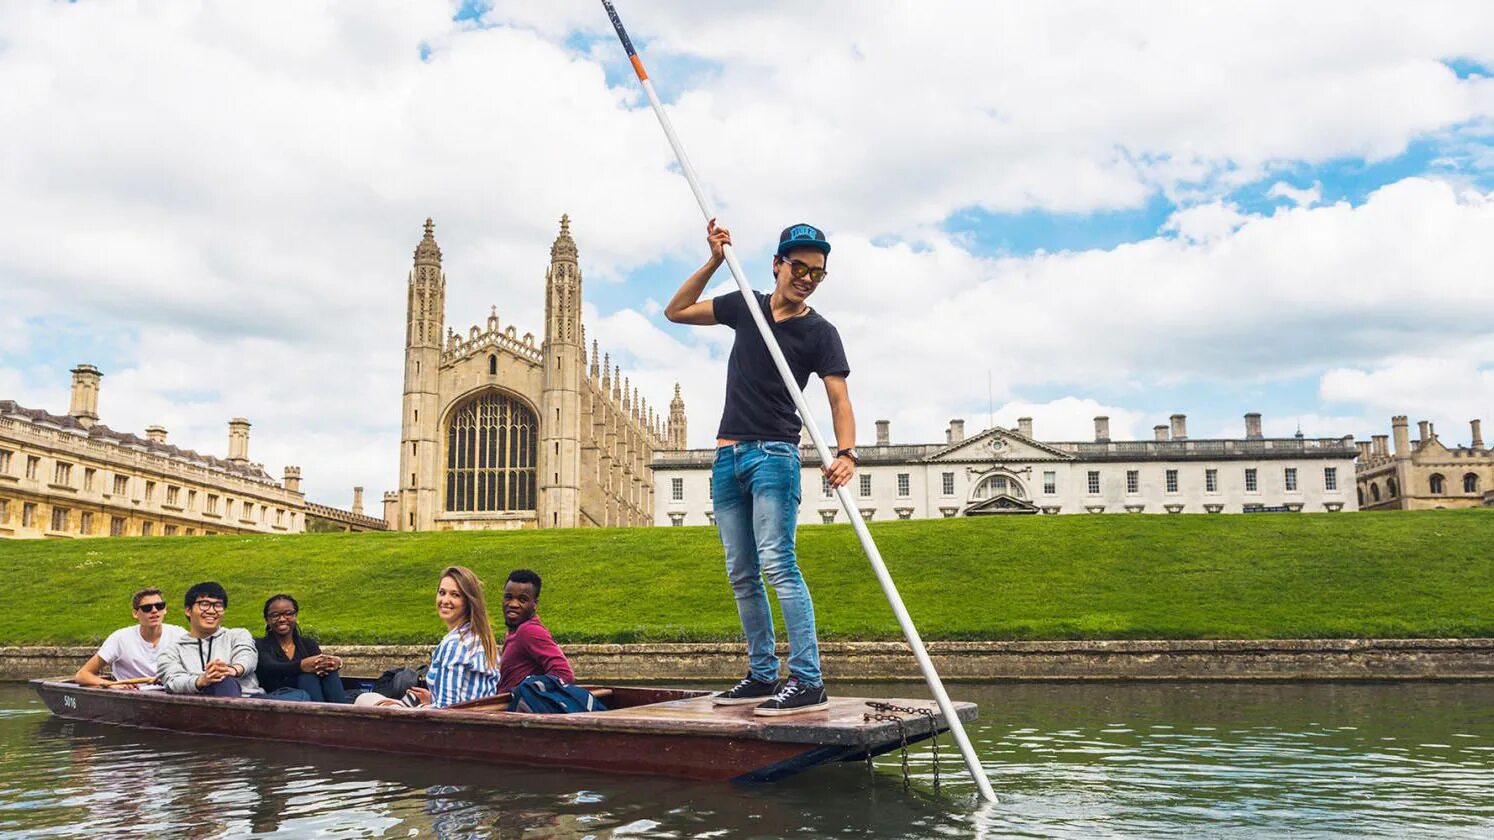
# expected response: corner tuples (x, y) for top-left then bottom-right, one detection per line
(31, 680), (975, 783)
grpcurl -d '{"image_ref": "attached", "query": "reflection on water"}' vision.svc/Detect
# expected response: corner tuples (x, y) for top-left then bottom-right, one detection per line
(2, 681), (1493, 838)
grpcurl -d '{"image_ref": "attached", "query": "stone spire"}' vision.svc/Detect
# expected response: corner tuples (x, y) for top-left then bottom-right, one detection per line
(668, 382), (688, 450)
(550, 213), (577, 262)
(545, 213), (582, 346)
(613, 366), (622, 400)
(602, 353), (611, 390)
(590, 339), (600, 378)
(414, 217), (442, 266)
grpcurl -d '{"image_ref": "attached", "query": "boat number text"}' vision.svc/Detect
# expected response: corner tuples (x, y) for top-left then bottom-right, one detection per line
(62, 695), (77, 710)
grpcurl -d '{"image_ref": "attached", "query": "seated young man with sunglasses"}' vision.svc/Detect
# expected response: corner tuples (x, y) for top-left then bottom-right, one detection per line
(157, 581), (263, 698)
(73, 587), (187, 689)
(664, 221), (858, 717)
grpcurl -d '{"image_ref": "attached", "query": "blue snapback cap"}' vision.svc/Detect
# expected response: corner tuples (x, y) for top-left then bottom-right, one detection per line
(777, 223), (831, 258)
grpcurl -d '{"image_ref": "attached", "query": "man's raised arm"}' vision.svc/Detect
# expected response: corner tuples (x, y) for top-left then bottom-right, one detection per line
(663, 219), (731, 325)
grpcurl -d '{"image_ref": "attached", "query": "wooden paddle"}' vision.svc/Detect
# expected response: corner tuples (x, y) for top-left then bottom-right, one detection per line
(102, 677), (159, 688)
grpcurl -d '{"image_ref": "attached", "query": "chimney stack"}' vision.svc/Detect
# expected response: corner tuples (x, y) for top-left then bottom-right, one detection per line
(382, 491), (398, 527)
(1392, 415), (1410, 459)
(227, 418), (251, 464)
(1017, 417), (1033, 438)
(1372, 434), (1389, 457)
(68, 364), (102, 429)
(1094, 416), (1111, 442)
(1170, 413), (1188, 441)
(948, 419), (965, 443)
(1356, 441), (1372, 461)
(875, 419), (890, 446)
(1244, 412), (1263, 440)
(1417, 420), (1430, 444)
(1154, 424), (1170, 442)
(1472, 419), (1484, 450)
(283, 466), (302, 493)
(145, 425), (168, 445)
(352, 486), (365, 516)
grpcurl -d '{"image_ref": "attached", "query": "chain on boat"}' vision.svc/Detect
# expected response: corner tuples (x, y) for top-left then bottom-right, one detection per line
(863, 701), (941, 793)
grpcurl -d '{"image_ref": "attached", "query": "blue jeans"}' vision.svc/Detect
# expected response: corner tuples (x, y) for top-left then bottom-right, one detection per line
(712, 441), (821, 686)
(267, 672), (348, 703)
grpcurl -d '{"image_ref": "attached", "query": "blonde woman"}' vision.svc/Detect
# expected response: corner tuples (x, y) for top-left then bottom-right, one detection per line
(355, 566), (500, 709)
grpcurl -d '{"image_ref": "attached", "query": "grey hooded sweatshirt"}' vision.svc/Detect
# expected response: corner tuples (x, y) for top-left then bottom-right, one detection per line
(157, 627), (262, 695)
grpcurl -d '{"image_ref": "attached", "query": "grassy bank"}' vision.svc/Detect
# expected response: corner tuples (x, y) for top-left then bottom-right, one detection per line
(1, 510), (1490, 646)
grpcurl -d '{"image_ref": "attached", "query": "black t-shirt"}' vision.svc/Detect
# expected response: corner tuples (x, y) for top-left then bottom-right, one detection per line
(713, 290), (851, 442)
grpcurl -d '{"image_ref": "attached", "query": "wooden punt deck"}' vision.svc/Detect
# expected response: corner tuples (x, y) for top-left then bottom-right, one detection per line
(31, 679), (977, 783)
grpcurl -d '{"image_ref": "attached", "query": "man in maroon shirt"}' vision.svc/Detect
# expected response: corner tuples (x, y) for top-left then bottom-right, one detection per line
(497, 569), (574, 694)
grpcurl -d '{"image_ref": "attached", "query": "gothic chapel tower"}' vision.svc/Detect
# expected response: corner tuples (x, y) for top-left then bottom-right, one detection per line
(539, 215), (584, 528)
(398, 219), (444, 531)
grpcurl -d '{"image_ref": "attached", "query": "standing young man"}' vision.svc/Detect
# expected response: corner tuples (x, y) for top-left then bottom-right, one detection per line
(73, 587), (187, 688)
(665, 220), (858, 716)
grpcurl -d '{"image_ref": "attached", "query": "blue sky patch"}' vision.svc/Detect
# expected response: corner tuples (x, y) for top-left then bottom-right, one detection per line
(1443, 57), (1492, 79)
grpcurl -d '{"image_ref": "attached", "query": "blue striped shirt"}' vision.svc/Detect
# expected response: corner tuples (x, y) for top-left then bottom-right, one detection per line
(427, 624), (499, 708)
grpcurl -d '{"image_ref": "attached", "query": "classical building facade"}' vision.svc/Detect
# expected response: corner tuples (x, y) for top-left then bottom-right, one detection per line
(1, 365), (308, 539)
(653, 412), (1358, 525)
(1355, 416), (1491, 510)
(385, 217), (685, 531)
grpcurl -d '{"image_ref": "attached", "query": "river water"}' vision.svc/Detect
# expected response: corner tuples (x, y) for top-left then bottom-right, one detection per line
(2, 680), (1492, 838)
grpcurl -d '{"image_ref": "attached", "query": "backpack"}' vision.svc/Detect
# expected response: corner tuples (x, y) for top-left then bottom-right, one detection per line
(507, 675), (607, 714)
(372, 666), (424, 699)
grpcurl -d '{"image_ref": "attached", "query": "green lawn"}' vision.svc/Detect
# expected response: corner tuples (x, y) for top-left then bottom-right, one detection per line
(1, 509), (1490, 646)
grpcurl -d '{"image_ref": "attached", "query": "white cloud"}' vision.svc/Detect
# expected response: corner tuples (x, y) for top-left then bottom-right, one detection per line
(1162, 201), (1249, 242)
(800, 177), (1494, 450)
(1267, 181), (1324, 207)
(1320, 351), (1494, 444)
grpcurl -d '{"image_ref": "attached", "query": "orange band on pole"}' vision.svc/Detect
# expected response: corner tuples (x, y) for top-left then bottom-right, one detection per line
(630, 54), (648, 81)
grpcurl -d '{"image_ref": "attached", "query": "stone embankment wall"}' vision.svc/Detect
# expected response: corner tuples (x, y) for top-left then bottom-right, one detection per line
(4, 639), (1492, 681)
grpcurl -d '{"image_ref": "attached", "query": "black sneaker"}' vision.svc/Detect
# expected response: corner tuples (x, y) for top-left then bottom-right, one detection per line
(753, 677), (829, 716)
(711, 676), (780, 706)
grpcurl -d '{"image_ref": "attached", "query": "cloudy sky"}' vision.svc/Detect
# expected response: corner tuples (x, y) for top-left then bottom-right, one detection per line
(2, 1), (1492, 507)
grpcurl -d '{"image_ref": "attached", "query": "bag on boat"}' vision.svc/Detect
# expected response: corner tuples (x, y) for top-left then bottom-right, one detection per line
(372, 666), (423, 699)
(507, 675), (607, 714)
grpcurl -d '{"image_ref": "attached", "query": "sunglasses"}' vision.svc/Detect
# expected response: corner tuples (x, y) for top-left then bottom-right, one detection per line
(136, 602), (168, 613)
(779, 257), (827, 283)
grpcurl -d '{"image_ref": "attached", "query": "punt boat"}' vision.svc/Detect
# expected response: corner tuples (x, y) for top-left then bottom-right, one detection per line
(31, 678), (976, 783)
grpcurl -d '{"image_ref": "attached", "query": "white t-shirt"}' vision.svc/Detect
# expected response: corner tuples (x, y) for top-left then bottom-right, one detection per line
(97, 623), (188, 680)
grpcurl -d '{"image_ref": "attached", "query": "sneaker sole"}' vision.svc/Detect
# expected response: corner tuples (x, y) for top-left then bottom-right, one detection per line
(752, 700), (830, 717)
(711, 693), (777, 706)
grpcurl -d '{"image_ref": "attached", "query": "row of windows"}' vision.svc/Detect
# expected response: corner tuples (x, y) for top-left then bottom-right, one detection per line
(671, 465), (1347, 504)
(1362, 472), (1481, 503)
(0, 448), (291, 527)
(1092, 467), (1334, 495)
(0, 498), (222, 537)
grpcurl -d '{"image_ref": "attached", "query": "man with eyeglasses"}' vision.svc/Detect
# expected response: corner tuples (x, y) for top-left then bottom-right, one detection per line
(664, 221), (858, 716)
(157, 581), (262, 697)
(73, 587), (187, 689)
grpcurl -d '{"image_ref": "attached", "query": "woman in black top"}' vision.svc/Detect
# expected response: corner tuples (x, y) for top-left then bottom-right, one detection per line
(255, 594), (348, 703)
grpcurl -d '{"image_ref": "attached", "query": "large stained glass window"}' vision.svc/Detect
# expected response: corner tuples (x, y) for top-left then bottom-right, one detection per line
(445, 390), (537, 512)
